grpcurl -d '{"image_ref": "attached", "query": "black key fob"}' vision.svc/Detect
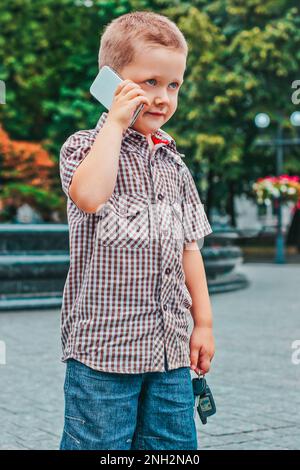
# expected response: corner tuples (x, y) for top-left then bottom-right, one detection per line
(192, 373), (216, 425)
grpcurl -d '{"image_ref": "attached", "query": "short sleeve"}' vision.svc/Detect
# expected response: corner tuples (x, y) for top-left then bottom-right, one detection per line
(59, 131), (95, 199)
(181, 167), (213, 245)
(59, 130), (97, 217)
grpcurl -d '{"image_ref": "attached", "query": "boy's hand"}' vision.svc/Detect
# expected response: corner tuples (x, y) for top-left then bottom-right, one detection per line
(189, 325), (215, 375)
(107, 79), (150, 131)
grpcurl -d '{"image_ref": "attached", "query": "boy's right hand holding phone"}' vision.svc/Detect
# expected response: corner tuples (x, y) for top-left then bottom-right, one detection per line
(68, 80), (150, 214)
(107, 80), (151, 131)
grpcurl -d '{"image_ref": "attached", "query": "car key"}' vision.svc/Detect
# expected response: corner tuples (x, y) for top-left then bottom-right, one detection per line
(192, 371), (216, 425)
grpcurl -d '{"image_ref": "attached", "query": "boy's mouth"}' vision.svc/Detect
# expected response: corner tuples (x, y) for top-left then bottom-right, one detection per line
(145, 112), (165, 117)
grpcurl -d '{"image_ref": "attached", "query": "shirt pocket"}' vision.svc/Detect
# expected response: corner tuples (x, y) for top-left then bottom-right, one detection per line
(96, 192), (150, 249)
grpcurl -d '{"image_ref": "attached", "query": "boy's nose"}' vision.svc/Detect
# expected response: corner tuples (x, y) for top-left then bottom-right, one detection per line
(154, 94), (170, 107)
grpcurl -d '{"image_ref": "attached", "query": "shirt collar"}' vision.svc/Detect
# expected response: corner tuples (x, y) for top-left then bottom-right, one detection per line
(95, 112), (184, 167)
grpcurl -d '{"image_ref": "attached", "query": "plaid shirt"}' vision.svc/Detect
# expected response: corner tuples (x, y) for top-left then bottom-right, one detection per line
(59, 111), (213, 373)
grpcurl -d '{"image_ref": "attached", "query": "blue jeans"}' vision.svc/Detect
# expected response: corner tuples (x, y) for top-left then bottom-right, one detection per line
(59, 353), (198, 450)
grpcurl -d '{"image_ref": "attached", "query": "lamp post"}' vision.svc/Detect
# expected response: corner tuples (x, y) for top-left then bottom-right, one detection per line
(254, 112), (300, 264)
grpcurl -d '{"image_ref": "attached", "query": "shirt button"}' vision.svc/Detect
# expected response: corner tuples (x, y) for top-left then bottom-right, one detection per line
(163, 304), (168, 311)
(165, 268), (171, 275)
(158, 193), (164, 201)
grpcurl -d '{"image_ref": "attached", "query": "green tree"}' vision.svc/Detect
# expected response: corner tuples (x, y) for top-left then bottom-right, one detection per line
(1, 0), (300, 224)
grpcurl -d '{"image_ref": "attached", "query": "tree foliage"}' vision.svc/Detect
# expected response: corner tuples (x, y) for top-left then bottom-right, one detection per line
(1, 0), (299, 222)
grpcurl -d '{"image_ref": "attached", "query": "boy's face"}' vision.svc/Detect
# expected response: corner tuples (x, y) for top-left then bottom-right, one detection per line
(120, 45), (186, 141)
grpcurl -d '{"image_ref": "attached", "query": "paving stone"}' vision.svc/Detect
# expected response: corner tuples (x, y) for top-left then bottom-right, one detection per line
(0, 263), (299, 449)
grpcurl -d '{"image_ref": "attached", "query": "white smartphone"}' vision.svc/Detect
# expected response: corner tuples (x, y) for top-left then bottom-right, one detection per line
(90, 65), (144, 127)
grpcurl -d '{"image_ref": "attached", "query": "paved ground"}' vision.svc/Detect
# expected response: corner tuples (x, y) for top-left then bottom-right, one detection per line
(0, 263), (299, 450)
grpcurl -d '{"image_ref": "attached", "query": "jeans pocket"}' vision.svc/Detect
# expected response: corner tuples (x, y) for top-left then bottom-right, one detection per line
(63, 414), (86, 448)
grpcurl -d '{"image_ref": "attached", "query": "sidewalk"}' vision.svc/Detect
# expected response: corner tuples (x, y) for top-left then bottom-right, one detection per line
(0, 263), (299, 450)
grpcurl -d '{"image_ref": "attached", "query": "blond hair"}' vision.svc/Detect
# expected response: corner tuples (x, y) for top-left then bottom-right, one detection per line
(98, 10), (188, 73)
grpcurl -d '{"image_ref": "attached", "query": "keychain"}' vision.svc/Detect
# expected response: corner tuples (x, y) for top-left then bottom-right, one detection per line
(192, 370), (216, 425)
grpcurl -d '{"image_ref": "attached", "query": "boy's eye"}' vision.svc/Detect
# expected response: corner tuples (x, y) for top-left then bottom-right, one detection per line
(145, 79), (179, 89)
(146, 79), (156, 86)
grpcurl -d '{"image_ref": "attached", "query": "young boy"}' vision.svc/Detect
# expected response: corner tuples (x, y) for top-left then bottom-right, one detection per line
(59, 11), (215, 451)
